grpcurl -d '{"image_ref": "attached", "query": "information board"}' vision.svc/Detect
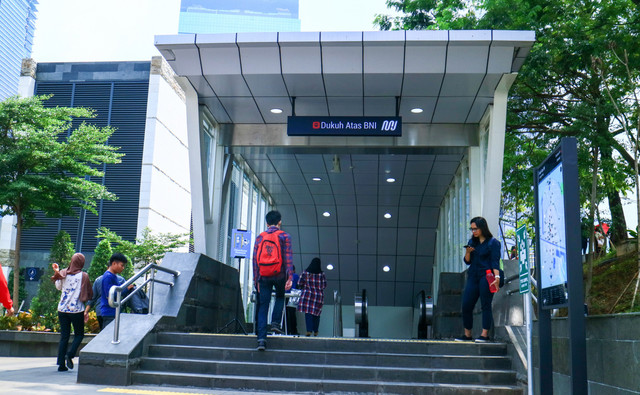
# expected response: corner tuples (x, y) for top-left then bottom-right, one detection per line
(535, 144), (570, 307)
(231, 229), (252, 259)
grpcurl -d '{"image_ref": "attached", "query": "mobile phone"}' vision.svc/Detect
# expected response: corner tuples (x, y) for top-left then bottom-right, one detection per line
(463, 245), (470, 248)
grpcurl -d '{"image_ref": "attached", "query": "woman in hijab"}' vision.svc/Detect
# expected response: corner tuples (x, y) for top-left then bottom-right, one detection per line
(297, 257), (327, 336)
(52, 253), (92, 371)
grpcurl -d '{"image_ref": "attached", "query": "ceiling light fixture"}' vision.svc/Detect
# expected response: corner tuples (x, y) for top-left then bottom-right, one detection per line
(326, 264), (334, 270)
(410, 108), (423, 114)
(322, 211), (331, 217)
(386, 177), (396, 183)
(270, 108), (283, 114)
(312, 177), (322, 182)
(384, 213), (392, 219)
(383, 265), (391, 272)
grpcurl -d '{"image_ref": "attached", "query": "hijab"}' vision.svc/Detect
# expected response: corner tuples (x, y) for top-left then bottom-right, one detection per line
(51, 253), (93, 303)
(305, 257), (323, 274)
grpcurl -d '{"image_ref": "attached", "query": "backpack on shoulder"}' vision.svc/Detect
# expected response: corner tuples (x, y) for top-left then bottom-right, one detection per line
(256, 230), (284, 277)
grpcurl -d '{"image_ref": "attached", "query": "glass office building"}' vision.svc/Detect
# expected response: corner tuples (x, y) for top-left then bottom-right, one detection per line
(179, 0), (300, 34)
(0, 0), (37, 100)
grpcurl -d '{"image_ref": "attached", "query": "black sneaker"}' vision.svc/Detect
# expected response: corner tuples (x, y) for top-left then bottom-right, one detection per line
(270, 323), (284, 334)
(475, 336), (491, 343)
(257, 340), (266, 351)
(66, 355), (74, 370)
(454, 335), (473, 342)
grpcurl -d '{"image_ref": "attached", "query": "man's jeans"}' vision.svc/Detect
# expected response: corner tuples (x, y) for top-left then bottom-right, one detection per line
(257, 276), (286, 341)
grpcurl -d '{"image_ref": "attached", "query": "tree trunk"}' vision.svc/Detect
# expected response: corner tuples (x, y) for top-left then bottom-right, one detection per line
(12, 211), (22, 310)
(607, 189), (628, 245)
(585, 147), (599, 309)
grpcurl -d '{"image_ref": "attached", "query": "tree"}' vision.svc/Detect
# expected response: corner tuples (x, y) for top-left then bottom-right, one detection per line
(0, 95), (124, 308)
(29, 230), (75, 330)
(97, 227), (190, 270)
(377, 0), (640, 245)
(88, 239), (113, 283)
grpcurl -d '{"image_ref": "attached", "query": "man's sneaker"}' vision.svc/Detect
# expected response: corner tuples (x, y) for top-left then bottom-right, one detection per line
(475, 336), (491, 343)
(454, 335), (473, 342)
(257, 340), (266, 351)
(270, 323), (284, 334)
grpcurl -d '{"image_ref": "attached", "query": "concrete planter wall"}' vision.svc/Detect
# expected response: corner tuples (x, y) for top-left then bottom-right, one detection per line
(0, 330), (94, 357)
(531, 313), (640, 395)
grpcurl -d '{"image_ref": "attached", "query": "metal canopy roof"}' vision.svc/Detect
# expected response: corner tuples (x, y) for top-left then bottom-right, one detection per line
(155, 30), (535, 124)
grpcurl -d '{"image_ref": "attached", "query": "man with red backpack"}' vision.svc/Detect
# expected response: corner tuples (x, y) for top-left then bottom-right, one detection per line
(253, 210), (293, 351)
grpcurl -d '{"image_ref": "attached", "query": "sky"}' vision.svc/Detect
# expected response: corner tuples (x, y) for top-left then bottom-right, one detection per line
(31, 0), (397, 62)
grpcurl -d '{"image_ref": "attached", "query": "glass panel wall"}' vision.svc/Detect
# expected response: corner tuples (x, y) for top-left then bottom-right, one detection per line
(433, 158), (470, 303)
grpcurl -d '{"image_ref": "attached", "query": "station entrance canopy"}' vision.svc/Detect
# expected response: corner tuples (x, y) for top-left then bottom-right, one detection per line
(155, 30), (534, 308)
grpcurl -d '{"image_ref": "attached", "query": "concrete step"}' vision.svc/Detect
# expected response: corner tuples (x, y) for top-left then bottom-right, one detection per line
(129, 332), (522, 394)
(131, 370), (524, 394)
(147, 343), (513, 370)
(154, 332), (509, 356)
(139, 357), (517, 385)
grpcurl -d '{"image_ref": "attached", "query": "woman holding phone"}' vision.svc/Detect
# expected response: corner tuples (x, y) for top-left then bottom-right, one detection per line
(455, 217), (501, 343)
(52, 253), (92, 371)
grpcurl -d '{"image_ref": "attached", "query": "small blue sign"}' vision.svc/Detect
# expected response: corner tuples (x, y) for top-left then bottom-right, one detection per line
(26, 267), (41, 281)
(231, 229), (252, 259)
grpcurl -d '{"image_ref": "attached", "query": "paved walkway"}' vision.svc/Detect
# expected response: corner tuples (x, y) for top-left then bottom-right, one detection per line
(0, 357), (301, 395)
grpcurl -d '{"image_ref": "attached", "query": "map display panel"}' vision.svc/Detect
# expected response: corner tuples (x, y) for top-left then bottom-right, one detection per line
(537, 151), (569, 307)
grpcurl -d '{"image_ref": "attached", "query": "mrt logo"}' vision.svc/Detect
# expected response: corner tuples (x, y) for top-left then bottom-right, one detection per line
(312, 121), (320, 129)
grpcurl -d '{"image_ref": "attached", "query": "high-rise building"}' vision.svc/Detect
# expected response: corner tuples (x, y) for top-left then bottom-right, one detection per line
(179, 0), (300, 34)
(0, 0), (38, 100)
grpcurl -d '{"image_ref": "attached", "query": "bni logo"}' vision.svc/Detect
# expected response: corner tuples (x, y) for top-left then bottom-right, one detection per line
(312, 121), (320, 129)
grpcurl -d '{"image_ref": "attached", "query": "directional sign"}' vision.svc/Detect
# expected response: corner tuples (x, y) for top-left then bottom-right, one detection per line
(26, 267), (41, 281)
(287, 116), (402, 136)
(231, 229), (252, 259)
(516, 225), (530, 294)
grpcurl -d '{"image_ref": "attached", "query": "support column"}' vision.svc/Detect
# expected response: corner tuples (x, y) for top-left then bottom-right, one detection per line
(175, 76), (206, 254)
(482, 73), (517, 233)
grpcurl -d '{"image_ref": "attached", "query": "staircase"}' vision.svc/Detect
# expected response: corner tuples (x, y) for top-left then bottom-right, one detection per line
(131, 332), (523, 394)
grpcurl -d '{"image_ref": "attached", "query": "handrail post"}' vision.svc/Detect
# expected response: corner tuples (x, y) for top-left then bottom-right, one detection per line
(112, 290), (122, 344)
(149, 267), (155, 314)
(108, 263), (180, 345)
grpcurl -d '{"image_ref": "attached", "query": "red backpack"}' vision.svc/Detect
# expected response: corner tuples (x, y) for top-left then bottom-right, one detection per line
(256, 230), (284, 277)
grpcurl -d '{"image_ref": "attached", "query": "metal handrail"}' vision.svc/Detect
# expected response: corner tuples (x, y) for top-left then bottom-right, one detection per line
(333, 290), (342, 337)
(108, 263), (180, 344)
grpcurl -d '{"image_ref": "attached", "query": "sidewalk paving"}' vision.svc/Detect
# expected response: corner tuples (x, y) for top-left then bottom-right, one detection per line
(0, 357), (303, 395)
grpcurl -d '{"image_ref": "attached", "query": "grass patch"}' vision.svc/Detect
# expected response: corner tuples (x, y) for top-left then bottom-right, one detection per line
(586, 252), (640, 315)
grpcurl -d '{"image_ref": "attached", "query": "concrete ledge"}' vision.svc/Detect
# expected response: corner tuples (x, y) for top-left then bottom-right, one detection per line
(78, 314), (162, 386)
(0, 330), (94, 357)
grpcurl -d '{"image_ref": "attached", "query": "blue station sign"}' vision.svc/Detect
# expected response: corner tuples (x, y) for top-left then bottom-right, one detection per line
(287, 116), (402, 137)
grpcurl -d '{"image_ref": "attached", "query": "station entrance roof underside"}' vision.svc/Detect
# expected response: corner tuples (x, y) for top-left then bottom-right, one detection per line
(155, 30), (535, 307)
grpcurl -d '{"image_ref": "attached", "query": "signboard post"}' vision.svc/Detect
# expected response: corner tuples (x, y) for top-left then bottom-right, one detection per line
(534, 137), (587, 394)
(516, 225), (534, 395)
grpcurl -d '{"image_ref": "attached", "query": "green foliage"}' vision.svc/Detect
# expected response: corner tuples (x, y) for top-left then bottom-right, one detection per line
(0, 95), (124, 307)
(49, 230), (74, 267)
(7, 268), (26, 303)
(97, 227), (190, 270)
(379, 0), (640, 242)
(0, 95), (124, 226)
(88, 239), (112, 282)
(30, 231), (75, 330)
